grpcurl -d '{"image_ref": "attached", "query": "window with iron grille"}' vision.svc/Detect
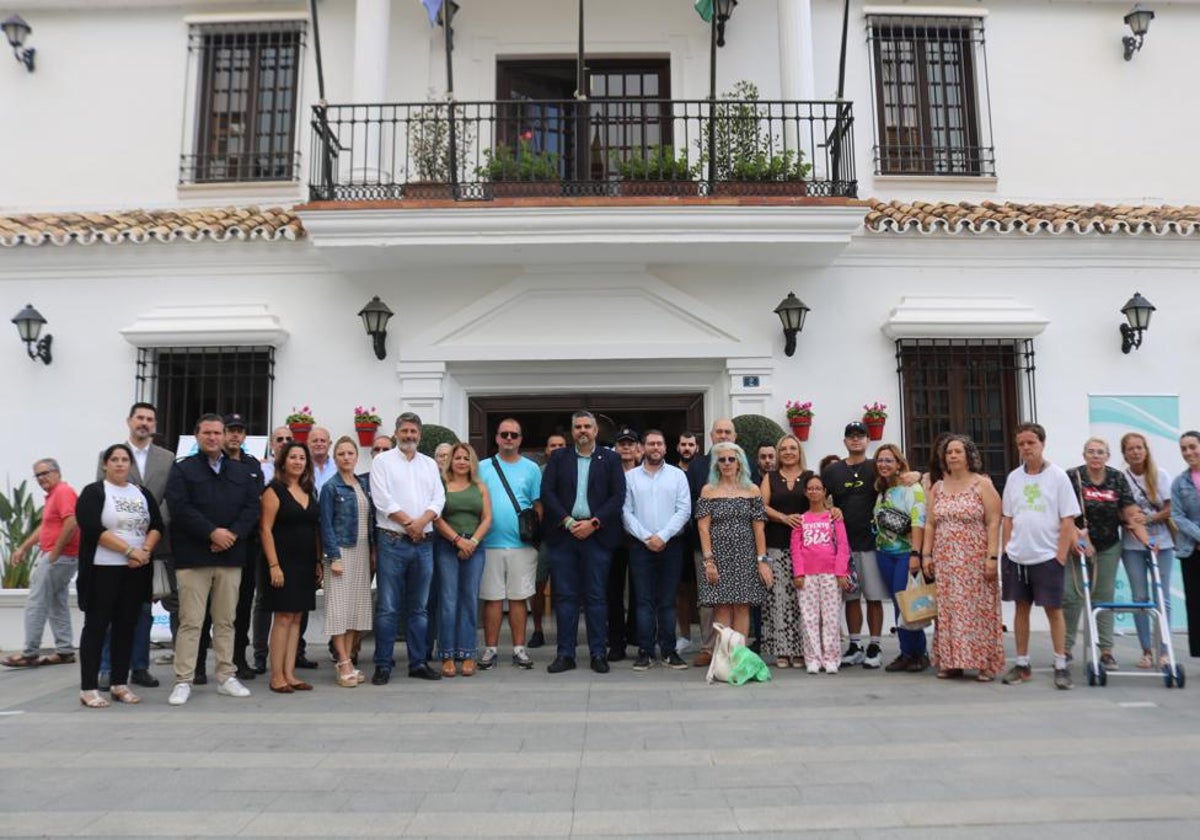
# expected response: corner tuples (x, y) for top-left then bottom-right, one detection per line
(182, 22), (306, 184)
(896, 339), (1035, 492)
(867, 15), (994, 176)
(136, 347), (275, 451)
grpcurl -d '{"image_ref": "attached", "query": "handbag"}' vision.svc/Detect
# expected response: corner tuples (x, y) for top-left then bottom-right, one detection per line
(491, 456), (540, 545)
(151, 558), (172, 601)
(706, 622), (746, 684)
(874, 503), (912, 543)
(897, 572), (937, 628)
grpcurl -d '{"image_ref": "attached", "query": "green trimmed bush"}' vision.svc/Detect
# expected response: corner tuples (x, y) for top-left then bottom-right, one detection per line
(417, 424), (460, 458)
(732, 414), (787, 457)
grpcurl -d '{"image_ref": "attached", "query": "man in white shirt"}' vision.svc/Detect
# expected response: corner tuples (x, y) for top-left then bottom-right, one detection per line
(622, 429), (692, 671)
(1000, 422), (1081, 690)
(369, 412), (446, 683)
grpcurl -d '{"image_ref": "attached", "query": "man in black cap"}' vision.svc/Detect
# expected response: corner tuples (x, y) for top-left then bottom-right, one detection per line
(822, 422), (889, 669)
(607, 426), (642, 661)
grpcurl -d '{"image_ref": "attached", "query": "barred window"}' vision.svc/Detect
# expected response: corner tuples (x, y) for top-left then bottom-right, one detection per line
(182, 22), (305, 184)
(868, 15), (994, 177)
(136, 347), (275, 451)
(896, 339), (1035, 492)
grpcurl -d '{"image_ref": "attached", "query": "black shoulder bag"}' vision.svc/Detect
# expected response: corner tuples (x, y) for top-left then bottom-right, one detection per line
(491, 456), (541, 545)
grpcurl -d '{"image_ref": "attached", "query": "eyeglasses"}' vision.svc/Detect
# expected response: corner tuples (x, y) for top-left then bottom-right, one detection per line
(33, 470), (55, 478)
(716, 456), (738, 464)
(497, 431), (521, 440)
(875, 458), (897, 465)
(274, 436), (293, 443)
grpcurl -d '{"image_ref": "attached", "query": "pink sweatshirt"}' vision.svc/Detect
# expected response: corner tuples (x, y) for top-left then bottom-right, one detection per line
(790, 511), (851, 577)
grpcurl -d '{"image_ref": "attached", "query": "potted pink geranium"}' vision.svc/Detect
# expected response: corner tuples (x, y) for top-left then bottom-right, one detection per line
(353, 406), (382, 446)
(785, 400), (814, 441)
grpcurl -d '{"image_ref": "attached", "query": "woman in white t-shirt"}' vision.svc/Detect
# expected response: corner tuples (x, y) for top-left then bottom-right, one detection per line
(76, 443), (164, 708)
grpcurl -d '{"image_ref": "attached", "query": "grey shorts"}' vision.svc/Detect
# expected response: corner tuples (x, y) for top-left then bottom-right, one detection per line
(843, 550), (888, 602)
(1002, 556), (1065, 608)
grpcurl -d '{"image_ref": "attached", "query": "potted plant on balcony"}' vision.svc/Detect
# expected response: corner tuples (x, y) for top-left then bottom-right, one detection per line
(285, 405), (316, 444)
(476, 139), (561, 198)
(612, 145), (699, 197)
(407, 99), (475, 200)
(702, 80), (812, 197)
(862, 402), (888, 441)
(353, 405), (383, 446)
(785, 400), (814, 441)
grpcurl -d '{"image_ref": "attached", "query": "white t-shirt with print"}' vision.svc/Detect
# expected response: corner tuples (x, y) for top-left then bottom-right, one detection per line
(1002, 462), (1080, 565)
(94, 482), (151, 567)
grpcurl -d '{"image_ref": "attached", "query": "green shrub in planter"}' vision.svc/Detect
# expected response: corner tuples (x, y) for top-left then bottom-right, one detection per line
(732, 415), (787, 460)
(417, 424), (460, 458)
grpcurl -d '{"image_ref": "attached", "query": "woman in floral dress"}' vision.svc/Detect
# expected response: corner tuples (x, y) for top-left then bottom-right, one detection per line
(920, 435), (1005, 681)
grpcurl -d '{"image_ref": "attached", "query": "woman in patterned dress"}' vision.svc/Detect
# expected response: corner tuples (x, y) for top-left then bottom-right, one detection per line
(920, 435), (1005, 681)
(696, 442), (773, 638)
(318, 436), (375, 688)
(761, 434), (808, 668)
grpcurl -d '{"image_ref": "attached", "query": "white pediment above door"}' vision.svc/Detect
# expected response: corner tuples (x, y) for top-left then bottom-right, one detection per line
(403, 265), (766, 361)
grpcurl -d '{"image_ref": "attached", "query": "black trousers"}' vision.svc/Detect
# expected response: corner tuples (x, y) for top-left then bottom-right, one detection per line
(1181, 553), (1200, 657)
(80, 565), (150, 690)
(606, 544), (637, 652)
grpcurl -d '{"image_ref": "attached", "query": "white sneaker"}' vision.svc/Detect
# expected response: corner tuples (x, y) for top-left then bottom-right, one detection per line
(675, 637), (692, 655)
(217, 676), (251, 698)
(168, 683), (191, 706)
(806, 663), (821, 675)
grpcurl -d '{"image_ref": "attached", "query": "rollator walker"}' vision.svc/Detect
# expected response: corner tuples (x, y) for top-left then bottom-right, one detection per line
(1080, 541), (1184, 688)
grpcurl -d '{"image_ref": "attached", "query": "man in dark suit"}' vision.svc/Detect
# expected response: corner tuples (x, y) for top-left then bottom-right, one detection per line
(95, 402), (176, 688)
(164, 413), (261, 705)
(540, 410), (627, 674)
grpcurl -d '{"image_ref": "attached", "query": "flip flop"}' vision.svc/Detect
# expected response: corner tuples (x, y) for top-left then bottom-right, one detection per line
(2, 653), (40, 668)
(36, 652), (75, 666)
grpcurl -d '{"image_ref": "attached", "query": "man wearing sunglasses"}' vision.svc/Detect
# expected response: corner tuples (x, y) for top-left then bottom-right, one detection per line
(477, 418), (543, 670)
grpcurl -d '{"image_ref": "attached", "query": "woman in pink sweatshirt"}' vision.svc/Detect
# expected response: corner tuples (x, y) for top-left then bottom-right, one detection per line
(790, 472), (851, 673)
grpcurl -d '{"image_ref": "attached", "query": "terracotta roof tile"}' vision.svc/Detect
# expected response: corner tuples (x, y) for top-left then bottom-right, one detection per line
(865, 200), (1200, 236)
(0, 207), (305, 247)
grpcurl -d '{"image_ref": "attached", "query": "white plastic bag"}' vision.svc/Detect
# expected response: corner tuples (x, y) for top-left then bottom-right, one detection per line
(706, 622), (747, 684)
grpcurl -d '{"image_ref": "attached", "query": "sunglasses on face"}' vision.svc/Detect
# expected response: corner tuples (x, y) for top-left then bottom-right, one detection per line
(274, 436), (293, 443)
(34, 470), (55, 479)
(716, 456), (738, 464)
(372, 447), (390, 453)
(498, 431), (521, 440)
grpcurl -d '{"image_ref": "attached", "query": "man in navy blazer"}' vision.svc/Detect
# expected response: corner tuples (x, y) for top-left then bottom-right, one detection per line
(540, 410), (627, 674)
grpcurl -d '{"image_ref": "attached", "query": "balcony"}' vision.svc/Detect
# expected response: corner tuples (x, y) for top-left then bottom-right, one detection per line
(297, 95), (864, 270)
(306, 96), (856, 203)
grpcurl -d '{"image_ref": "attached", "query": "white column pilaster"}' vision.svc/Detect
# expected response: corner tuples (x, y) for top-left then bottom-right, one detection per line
(396, 361), (446, 426)
(777, 0), (816, 101)
(352, 0), (393, 184)
(727, 357), (775, 419)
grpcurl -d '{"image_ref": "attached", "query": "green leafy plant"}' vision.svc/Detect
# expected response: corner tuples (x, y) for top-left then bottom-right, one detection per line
(613, 145), (696, 181)
(476, 139), (560, 182)
(354, 405), (382, 426)
(732, 414), (788, 457)
(1, 480), (44, 589)
(417, 424), (460, 458)
(409, 100), (476, 182)
(700, 80), (810, 182)
(285, 405), (315, 425)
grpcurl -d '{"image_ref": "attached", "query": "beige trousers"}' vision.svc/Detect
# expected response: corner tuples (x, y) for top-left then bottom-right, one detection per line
(174, 566), (242, 685)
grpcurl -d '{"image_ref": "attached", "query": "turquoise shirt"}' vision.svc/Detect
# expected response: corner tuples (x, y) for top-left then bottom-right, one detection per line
(571, 448), (593, 519)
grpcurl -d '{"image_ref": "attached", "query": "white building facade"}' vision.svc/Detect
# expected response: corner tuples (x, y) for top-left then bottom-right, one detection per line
(1, 0), (1197, 488)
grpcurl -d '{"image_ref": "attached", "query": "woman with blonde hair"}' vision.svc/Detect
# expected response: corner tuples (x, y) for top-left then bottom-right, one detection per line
(761, 434), (808, 667)
(433, 442), (492, 676)
(696, 442), (773, 639)
(318, 435), (375, 687)
(1121, 432), (1175, 668)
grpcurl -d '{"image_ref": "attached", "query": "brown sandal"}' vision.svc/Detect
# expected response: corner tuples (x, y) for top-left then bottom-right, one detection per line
(976, 672), (995, 682)
(79, 690), (110, 708)
(2, 653), (40, 668)
(110, 685), (141, 704)
(37, 652), (75, 666)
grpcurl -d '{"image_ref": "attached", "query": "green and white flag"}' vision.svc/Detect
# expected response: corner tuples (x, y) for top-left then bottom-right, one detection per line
(695, 0), (714, 23)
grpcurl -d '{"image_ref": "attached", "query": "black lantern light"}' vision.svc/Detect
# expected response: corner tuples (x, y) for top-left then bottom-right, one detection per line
(1123, 4), (1155, 61)
(715, 0), (738, 48)
(358, 296), (395, 360)
(1119, 292), (1155, 353)
(774, 292), (810, 358)
(437, 0), (460, 51)
(1, 14), (35, 72)
(11, 303), (52, 364)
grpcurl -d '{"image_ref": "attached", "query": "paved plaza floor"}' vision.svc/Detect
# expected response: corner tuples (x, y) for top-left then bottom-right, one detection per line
(1, 628), (1197, 839)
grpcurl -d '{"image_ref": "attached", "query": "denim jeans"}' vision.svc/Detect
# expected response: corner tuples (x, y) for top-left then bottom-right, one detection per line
(434, 536), (485, 661)
(374, 532), (434, 671)
(100, 601), (151, 673)
(549, 538), (612, 660)
(876, 550), (928, 658)
(23, 555), (77, 656)
(629, 541), (682, 657)
(1121, 546), (1175, 653)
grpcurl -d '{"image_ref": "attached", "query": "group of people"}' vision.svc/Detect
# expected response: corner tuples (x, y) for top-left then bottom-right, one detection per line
(5, 402), (1198, 705)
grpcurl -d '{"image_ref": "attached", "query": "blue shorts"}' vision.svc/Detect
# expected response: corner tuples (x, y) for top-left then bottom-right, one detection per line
(1001, 556), (1065, 608)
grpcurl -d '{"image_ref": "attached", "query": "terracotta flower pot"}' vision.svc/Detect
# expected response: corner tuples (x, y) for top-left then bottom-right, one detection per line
(288, 423), (312, 444)
(789, 417), (812, 442)
(355, 424), (379, 446)
(864, 418), (885, 441)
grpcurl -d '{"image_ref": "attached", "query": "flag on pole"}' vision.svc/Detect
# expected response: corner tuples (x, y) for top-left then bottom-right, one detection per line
(694, 0), (713, 23)
(422, 0), (444, 25)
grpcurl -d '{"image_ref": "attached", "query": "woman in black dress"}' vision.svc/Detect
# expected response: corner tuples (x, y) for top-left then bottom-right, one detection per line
(261, 441), (322, 693)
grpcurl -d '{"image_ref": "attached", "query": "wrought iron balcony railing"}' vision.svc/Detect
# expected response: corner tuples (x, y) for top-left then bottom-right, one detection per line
(307, 97), (856, 202)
